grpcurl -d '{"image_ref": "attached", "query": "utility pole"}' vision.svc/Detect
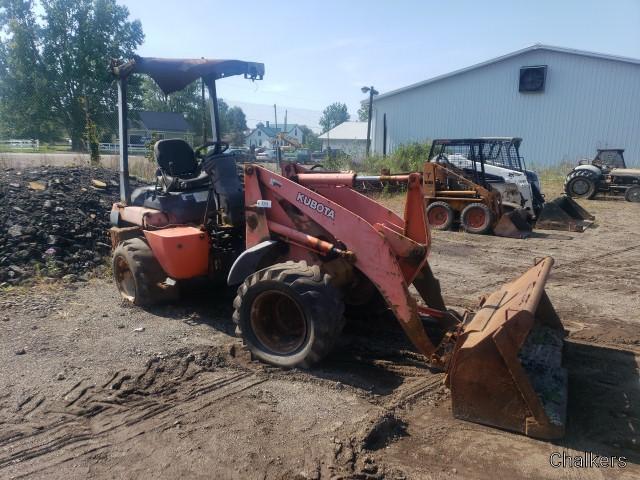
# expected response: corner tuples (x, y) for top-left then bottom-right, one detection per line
(274, 104), (278, 129)
(361, 85), (379, 157)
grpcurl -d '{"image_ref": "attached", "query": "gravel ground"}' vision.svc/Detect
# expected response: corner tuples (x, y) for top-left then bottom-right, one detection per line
(0, 187), (638, 479)
(0, 165), (147, 285)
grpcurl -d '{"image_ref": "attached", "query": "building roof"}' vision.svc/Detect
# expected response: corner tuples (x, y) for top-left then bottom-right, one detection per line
(318, 122), (368, 140)
(133, 111), (192, 132)
(251, 123), (300, 138)
(372, 44), (640, 102)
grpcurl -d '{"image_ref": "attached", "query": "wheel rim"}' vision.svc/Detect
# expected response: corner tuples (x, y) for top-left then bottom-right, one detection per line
(465, 207), (487, 229)
(571, 178), (590, 196)
(428, 205), (450, 227)
(628, 189), (640, 202)
(114, 255), (135, 302)
(250, 291), (307, 355)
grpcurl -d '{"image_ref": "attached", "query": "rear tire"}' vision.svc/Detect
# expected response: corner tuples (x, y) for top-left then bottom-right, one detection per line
(426, 201), (455, 231)
(625, 185), (640, 202)
(233, 261), (345, 368)
(112, 237), (176, 306)
(564, 170), (597, 199)
(460, 203), (493, 234)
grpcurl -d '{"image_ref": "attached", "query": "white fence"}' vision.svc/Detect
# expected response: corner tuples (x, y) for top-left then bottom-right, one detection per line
(99, 143), (147, 154)
(0, 139), (40, 150)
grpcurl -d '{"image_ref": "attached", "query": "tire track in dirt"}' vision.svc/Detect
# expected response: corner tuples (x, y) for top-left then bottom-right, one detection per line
(0, 347), (267, 479)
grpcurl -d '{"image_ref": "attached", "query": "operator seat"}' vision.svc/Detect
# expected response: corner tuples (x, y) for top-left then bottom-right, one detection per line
(155, 139), (210, 192)
(129, 139), (210, 224)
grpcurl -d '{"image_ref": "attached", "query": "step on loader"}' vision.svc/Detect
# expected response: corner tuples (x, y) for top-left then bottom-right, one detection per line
(108, 57), (568, 440)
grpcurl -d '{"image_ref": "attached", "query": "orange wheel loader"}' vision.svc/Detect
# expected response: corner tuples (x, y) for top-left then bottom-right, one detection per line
(108, 57), (568, 440)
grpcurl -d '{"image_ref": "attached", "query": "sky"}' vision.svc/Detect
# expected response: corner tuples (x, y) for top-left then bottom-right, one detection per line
(121, 0), (640, 132)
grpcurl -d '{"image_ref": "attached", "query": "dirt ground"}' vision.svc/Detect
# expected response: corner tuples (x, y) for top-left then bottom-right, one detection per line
(1, 190), (639, 479)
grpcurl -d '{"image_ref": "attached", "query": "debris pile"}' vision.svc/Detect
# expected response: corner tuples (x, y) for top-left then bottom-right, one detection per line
(0, 166), (147, 285)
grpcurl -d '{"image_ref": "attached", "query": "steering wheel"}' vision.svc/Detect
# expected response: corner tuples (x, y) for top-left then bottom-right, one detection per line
(194, 141), (229, 159)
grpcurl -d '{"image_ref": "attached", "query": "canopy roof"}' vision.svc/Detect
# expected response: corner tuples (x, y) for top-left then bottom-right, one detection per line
(111, 56), (265, 94)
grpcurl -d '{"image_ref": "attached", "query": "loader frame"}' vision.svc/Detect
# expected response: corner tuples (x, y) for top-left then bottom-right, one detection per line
(423, 161), (502, 225)
(240, 162), (567, 438)
(242, 162), (455, 366)
(423, 156), (532, 238)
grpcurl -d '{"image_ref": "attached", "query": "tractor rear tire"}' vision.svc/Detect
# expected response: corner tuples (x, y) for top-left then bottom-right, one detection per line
(625, 185), (640, 202)
(461, 203), (493, 234)
(112, 237), (176, 306)
(426, 201), (455, 231)
(564, 170), (597, 199)
(233, 261), (345, 369)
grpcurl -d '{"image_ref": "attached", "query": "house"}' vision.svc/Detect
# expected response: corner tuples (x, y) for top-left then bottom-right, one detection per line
(369, 44), (640, 166)
(245, 121), (304, 149)
(128, 111), (194, 146)
(318, 122), (368, 160)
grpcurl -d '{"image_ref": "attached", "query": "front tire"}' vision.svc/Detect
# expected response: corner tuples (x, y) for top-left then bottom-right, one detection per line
(427, 201), (455, 231)
(233, 261), (345, 368)
(460, 203), (493, 234)
(112, 237), (176, 306)
(564, 170), (597, 199)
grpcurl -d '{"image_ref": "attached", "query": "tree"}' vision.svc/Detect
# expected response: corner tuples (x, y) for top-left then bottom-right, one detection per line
(299, 125), (322, 151)
(218, 100), (247, 145)
(358, 103), (369, 122)
(0, 0), (60, 141)
(140, 78), (247, 146)
(141, 77), (209, 143)
(319, 102), (350, 133)
(0, 0), (144, 149)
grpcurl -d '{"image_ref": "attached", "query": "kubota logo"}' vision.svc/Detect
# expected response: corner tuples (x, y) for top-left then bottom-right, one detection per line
(296, 192), (335, 220)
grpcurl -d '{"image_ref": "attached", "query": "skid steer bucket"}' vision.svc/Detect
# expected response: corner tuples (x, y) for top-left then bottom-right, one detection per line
(493, 208), (533, 239)
(536, 195), (595, 232)
(446, 257), (567, 440)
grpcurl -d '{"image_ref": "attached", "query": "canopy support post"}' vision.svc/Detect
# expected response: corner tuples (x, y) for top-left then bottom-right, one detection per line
(117, 76), (131, 204)
(205, 77), (222, 153)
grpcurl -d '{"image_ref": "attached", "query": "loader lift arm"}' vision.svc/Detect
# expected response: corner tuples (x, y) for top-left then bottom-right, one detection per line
(240, 162), (567, 440)
(242, 163), (453, 366)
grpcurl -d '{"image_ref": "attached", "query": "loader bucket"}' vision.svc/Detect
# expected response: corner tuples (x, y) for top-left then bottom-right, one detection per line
(535, 195), (595, 232)
(493, 208), (532, 239)
(446, 257), (567, 440)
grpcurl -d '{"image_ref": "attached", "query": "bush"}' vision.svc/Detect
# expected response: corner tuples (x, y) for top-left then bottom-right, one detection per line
(315, 141), (431, 174)
(335, 142), (432, 174)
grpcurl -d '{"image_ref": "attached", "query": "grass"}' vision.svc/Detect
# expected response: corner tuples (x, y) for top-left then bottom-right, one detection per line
(1, 140), (574, 196)
(534, 162), (574, 198)
(0, 144), (72, 154)
(0, 150), (157, 182)
(326, 142), (432, 174)
(99, 155), (157, 182)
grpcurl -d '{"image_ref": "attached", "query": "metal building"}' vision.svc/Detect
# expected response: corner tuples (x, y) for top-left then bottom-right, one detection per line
(371, 44), (640, 167)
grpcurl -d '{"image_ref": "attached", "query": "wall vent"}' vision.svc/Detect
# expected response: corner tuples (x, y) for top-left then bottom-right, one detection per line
(519, 66), (547, 93)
